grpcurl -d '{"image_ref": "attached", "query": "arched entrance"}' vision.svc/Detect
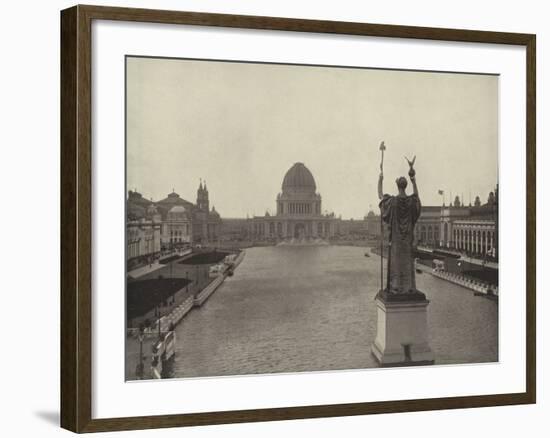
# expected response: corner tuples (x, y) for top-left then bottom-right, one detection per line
(294, 223), (306, 239)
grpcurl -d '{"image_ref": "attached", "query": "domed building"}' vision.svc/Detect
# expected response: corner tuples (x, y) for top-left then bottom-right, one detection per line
(126, 180), (222, 268)
(248, 162), (340, 240)
(155, 181), (222, 246)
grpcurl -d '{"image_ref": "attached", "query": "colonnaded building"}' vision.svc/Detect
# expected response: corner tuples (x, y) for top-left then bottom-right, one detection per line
(365, 187), (499, 259)
(248, 162), (341, 241)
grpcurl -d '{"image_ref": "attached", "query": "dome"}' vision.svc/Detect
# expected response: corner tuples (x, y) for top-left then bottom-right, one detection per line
(282, 162), (316, 193)
(168, 205), (187, 217)
(210, 206), (220, 218)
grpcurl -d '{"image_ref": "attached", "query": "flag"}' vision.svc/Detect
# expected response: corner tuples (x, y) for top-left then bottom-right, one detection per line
(438, 189), (444, 195)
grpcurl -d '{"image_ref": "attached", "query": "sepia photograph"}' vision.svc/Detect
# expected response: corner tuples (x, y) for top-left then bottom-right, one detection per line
(125, 56), (499, 381)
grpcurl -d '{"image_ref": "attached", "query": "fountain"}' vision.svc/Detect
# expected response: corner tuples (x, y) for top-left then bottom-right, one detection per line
(276, 237), (329, 246)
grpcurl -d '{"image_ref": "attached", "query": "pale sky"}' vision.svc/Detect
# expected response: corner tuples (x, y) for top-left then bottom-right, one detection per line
(127, 57), (498, 219)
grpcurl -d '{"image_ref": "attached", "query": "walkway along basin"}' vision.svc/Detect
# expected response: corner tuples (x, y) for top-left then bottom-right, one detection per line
(172, 245), (498, 378)
(125, 249), (244, 379)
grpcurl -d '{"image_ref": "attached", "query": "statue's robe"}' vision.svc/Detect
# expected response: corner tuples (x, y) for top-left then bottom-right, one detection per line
(379, 193), (421, 294)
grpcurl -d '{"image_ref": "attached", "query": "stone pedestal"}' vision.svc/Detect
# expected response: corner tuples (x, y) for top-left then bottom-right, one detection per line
(371, 290), (434, 366)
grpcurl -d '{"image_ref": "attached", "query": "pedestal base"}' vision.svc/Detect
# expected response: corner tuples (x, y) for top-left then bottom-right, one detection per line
(371, 290), (435, 366)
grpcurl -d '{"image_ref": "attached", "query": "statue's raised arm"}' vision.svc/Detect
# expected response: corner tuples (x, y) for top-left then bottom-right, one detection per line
(405, 156), (418, 197)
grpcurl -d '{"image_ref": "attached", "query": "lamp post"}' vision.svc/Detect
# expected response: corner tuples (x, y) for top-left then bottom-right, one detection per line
(137, 325), (144, 379)
(169, 241), (173, 281)
(157, 304), (161, 339)
(154, 291), (162, 340)
(196, 264), (199, 293)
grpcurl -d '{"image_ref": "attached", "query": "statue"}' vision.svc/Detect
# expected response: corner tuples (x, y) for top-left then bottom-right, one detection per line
(377, 156), (422, 297)
(372, 148), (434, 365)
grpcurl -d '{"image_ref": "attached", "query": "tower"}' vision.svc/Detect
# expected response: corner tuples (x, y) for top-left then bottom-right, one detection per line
(196, 179), (210, 212)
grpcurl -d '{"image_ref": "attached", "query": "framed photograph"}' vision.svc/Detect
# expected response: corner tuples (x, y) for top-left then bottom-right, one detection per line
(60, 5), (536, 433)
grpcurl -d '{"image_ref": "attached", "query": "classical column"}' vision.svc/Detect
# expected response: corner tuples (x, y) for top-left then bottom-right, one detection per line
(480, 231), (483, 255)
(481, 230), (484, 254)
(479, 231), (483, 255)
(478, 230), (482, 254)
(478, 229), (483, 254)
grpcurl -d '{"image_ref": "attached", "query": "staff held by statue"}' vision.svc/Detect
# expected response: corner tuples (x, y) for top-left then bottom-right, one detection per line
(378, 141), (386, 292)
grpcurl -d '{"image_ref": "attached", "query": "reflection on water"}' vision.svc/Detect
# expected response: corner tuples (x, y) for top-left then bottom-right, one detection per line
(172, 246), (498, 378)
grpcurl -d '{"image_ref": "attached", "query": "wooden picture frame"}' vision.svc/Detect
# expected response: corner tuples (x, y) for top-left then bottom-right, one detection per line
(60, 4), (536, 433)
